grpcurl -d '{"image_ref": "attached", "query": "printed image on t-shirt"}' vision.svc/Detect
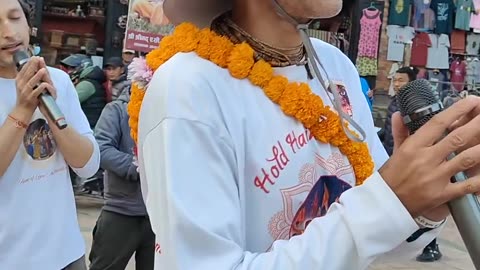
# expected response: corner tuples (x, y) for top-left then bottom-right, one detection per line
(333, 83), (353, 117)
(23, 119), (56, 160)
(289, 175), (351, 237)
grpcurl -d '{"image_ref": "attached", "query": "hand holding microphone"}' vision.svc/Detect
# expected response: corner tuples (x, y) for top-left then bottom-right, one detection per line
(379, 79), (480, 269)
(13, 51), (66, 129)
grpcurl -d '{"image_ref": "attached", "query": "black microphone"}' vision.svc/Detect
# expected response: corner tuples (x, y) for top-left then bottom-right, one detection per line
(397, 79), (480, 269)
(13, 50), (67, 129)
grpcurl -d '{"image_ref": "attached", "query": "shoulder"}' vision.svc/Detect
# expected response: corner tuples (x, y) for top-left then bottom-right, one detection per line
(76, 80), (95, 90)
(139, 52), (230, 135)
(47, 67), (71, 85)
(310, 38), (359, 84)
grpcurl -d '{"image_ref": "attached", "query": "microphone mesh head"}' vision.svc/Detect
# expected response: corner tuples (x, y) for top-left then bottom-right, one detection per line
(396, 79), (442, 133)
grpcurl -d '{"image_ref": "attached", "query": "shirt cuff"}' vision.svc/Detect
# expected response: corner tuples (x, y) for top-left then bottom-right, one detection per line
(340, 171), (420, 259)
(70, 134), (100, 178)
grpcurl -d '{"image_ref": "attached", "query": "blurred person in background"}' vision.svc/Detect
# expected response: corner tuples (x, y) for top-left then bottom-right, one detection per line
(360, 76), (373, 111)
(104, 57), (130, 102)
(90, 87), (155, 270)
(382, 67), (418, 156)
(122, 49), (135, 67)
(73, 63), (107, 129)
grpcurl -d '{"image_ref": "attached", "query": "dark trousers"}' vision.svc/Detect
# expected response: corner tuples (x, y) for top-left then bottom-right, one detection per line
(63, 256), (87, 270)
(89, 210), (155, 270)
(426, 238), (437, 249)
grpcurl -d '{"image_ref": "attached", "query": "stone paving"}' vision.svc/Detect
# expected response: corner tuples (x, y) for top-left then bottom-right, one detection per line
(76, 196), (475, 270)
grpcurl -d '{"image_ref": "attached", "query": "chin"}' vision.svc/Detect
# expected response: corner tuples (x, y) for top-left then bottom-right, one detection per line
(278, 0), (343, 19)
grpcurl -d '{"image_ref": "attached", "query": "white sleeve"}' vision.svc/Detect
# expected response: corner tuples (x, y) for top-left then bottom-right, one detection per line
(58, 70), (100, 178)
(141, 118), (431, 270)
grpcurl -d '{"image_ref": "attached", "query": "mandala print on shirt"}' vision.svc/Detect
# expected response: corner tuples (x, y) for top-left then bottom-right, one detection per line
(268, 152), (353, 246)
(23, 119), (57, 161)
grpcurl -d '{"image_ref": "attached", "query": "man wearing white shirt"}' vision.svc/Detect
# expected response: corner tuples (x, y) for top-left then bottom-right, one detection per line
(135, 0), (480, 269)
(0, 1), (100, 269)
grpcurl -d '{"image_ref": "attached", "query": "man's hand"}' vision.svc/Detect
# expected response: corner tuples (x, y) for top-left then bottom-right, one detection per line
(14, 57), (57, 121)
(390, 112), (449, 221)
(379, 96), (480, 220)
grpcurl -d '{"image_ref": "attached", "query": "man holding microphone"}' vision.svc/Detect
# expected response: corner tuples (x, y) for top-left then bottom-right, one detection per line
(0, 1), (100, 269)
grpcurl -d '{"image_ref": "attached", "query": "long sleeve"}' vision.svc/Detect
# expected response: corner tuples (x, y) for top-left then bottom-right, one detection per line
(60, 69), (100, 178)
(95, 103), (138, 181)
(141, 118), (435, 270)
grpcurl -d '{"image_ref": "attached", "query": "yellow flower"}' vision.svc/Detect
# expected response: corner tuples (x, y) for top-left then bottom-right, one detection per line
(249, 60), (274, 88)
(227, 43), (255, 79)
(264, 76), (288, 103)
(209, 35), (234, 68)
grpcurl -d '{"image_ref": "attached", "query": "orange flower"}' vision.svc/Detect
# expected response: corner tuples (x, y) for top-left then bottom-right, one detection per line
(127, 83), (146, 143)
(278, 82), (305, 117)
(129, 23), (375, 185)
(227, 43), (255, 79)
(309, 107), (341, 143)
(209, 35), (234, 68)
(146, 36), (177, 70)
(249, 60), (274, 87)
(264, 76), (288, 102)
(295, 93), (324, 129)
(173, 22), (200, 52)
(196, 28), (214, 59)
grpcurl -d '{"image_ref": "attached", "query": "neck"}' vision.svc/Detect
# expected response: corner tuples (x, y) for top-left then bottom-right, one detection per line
(0, 65), (17, 79)
(231, 0), (303, 49)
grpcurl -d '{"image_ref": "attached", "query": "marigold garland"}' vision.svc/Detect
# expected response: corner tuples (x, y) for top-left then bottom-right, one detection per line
(127, 22), (375, 185)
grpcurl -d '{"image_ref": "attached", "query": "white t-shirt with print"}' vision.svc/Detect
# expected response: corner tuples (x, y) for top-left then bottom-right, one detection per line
(0, 67), (100, 270)
(138, 39), (441, 269)
(426, 34), (451, 69)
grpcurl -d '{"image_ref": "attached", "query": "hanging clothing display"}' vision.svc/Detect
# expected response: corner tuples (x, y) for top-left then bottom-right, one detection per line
(357, 9), (382, 58)
(412, 0), (435, 31)
(356, 8), (383, 77)
(450, 30), (467, 54)
(427, 69), (448, 96)
(357, 57), (378, 76)
(470, 0), (480, 31)
(386, 25), (415, 62)
(466, 57), (480, 87)
(430, 0), (455, 34)
(455, 0), (475, 31)
(426, 34), (450, 69)
(450, 59), (467, 91)
(466, 33), (480, 55)
(410, 32), (431, 67)
(388, 0), (412, 26)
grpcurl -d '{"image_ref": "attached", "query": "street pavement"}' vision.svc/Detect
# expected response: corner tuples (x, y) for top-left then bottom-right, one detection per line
(76, 196), (475, 270)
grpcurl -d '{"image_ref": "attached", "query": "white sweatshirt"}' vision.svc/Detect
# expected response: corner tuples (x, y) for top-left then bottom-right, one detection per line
(138, 39), (441, 269)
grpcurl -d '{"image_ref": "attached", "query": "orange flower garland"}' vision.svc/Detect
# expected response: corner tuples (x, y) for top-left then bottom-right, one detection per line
(128, 23), (374, 185)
